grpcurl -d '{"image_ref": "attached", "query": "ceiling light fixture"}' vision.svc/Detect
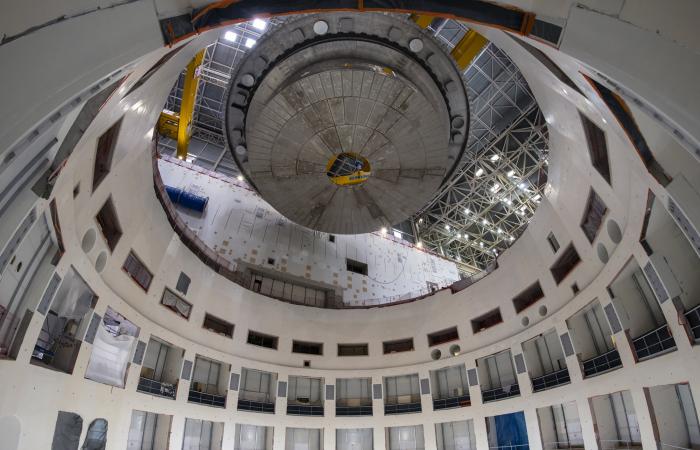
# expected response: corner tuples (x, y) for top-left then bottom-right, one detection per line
(490, 154), (500, 162)
(245, 38), (256, 48)
(224, 31), (237, 42)
(381, 227), (387, 235)
(252, 19), (267, 30)
(475, 168), (484, 177)
(507, 170), (515, 177)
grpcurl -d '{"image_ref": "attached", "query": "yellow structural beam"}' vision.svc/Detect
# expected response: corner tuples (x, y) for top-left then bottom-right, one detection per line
(157, 110), (179, 140)
(410, 14), (434, 29)
(176, 49), (206, 159)
(451, 30), (488, 71)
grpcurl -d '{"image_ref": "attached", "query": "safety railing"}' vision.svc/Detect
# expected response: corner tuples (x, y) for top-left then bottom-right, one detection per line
(432, 394), (471, 410)
(582, 348), (622, 378)
(187, 389), (226, 408)
(136, 377), (177, 400)
(335, 405), (373, 416)
(286, 404), (324, 416)
(384, 402), (422, 415)
(659, 444), (694, 450)
(488, 444), (530, 450)
(632, 324), (676, 361)
(481, 384), (520, 403)
(542, 443), (584, 450)
(598, 440), (642, 450)
(531, 368), (570, 393)
(684, 304), (700, 342)
(237, 399), (275, 414)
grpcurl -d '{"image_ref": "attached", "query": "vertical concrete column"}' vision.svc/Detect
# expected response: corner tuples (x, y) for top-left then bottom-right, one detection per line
(169, 414), (186, 450)
(599, 292), (636, 367)
(421, 415), (437, 450)
(577, 396), (600, 450)
(276, 373), (288, 417)
(227, 363), (242, 412)
(324, 423), (335, 450)
(629, 387), (660, 449)
(222, 417), (237, 450)
(125, 358), (141, 392)
(523, 407), (544, 450)
(273, 424), (286, 450)
(373, 425), (387, 450)
(418, 367), (432, 414)
(324, 375), (336, 420)
(473, 415), (490, 450)
(554, 321), (583, 383)
(511, 342), (532, 396)
(372, 375), (384, 419)
(177, 351), (194, 404)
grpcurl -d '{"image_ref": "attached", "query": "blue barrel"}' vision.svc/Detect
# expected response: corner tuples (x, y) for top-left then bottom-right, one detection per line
(165, 185), (208, 213)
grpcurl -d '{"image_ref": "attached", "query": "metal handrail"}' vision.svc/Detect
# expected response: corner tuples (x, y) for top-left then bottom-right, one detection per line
(582, 348), (622, 378)
(237, 399), (275, 414)
(432, 394), (471, 410)
(286, 404), (324, 416)
(187, 389), (226, 408)
(684, 304), (700, 342)
(481, 383), (520, 403)
(136, 377), (177, 399)
(384, 402), (422, 415)
(598, 439), (641, 450)
(531, 367), (570, 392)
(335, 405), (373, 416)
(632, 324), (676, 361)
(488, 445), (530, 450)
(542, 442), (584, 450)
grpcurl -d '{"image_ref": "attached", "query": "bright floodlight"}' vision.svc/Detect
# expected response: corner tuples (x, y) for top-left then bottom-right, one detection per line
(252, 19), (267, 30)
(224, 31), (237, 42)
(475, 168), (484, 177)
(245, 38), (256, 48)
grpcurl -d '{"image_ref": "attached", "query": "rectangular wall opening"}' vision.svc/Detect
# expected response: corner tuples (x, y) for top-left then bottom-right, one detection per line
(238, 368), (277, 413)
(581, 190), (607, 243)
(137, 336), (184, 400)
(127, 410), (173, 450)
(337, 428), (373, 450)
(567, 300), (621, 378)
(285, 428), (322, 450)
(92, 117), (123, 191)
(476, 350), (520, 403)
(235, 424), (273, 450)
(287, 376), (324, 416)
(160, 288), (192, 320)
(202, 313), (233, 338)
(522, 329), (569, 392)
(589, 390), (641, 448)
(427, 326), (459, 347)
(123, 251), (153, 292)
(247, 330), (278, 350)
(182, 418), (224, 450)
(435, 420), (476, 450)
(346, 258), (368, 275)
(512, 281), (544, 313)
(383, 338), (414, 354)
(386, 425), (424, 450)
(471, 308), (503, 333)
(536, 401), (584, 449)
(338, 343), (368, 356)
(336, 378), (372, 416)
(292, 340), (323, 355)
(580, 113), (611, 185)
(95, 197), (122, 251)
(486, 412), (529, 449)
(647, 383), (700, 449)
(188, 355), (229, 408)
(383, 374), (421, 415)
(549, 244), (581, 285)
(430, 364), (470, 410)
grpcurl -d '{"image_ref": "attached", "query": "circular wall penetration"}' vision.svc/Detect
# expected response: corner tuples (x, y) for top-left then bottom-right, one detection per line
(597, 243), (610, 263)
(538, 305), (548, 317)
(608, 219), (623, 243)
(226, 13), (469, 234)
(95, 251), (108, 273)
(449, 344), (461, 356)
(521, 316), (530, 327)
(81, 228), (96, 253)
(431, 349), (442, 360)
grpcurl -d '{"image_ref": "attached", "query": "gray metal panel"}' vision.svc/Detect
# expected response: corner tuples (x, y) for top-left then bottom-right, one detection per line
(668, 197), (700, 255)
(132, 340), (147, 365)
(643, 261), (669, 303)
(176, 272), (191, 295)
(37, 272), (61, 315)
(326, 384), (335, 401)
(181, 360), (192, 380)
(278, 381), (287, 398)
(84, 313), (101, 344)
(372, 383), (382, 399)
(513, 353), (526, 374)
(560, 332), (575, 357)
(420, 378), (430, 395)
(230, 372), (240, 391)
(604, 303), (623, 334)
(467, 368), (478, 386)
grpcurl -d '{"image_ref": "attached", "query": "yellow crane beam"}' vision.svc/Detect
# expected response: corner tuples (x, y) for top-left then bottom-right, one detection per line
(410, 14), (434, 29)
(451, 30), (488, 71)
(176, 49), (206, 159)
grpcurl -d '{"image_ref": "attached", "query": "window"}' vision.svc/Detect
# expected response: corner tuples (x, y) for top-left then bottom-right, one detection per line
(471, 308), (503, 333)
(92, 117), (123, 191)
(427, 327), (459, 347)
(328, 235), (336, 243)
(580, 113), (611, 185)
(247, 331), (278, 350)
(123, 251), (152, 291)
(383, 338), (414, 354)
(546, 232), (560, 253)
(550, 244), (581, 285)
(292, 340), (323, 355)
(512, 282), (544, 313)
(161, 288), (192, 319)
(581, 190), (607, 243)
(510, 35), (583, 95)
(267, 257), (275, 265)
(203, 314), (233, 338)
(572, 283), (580, 295)
(124, 44), (185, 97)
(346, 258), (368, 275)
(176, 272), (191, 295)
(95, 197), (122, 251)
(73, 183), (80, 198)
(587, 77), (669, 185)
(338, 343), (369, 356)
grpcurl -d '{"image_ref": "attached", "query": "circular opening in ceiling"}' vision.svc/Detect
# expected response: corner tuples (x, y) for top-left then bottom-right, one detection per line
(326, 152), (371, 187)
(538, 305), (548, 317)
(431, 349), (442, 360)
(81, 228), (96, 253)
(449, 344), (461, 356)
(521, 316), (530, 327)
